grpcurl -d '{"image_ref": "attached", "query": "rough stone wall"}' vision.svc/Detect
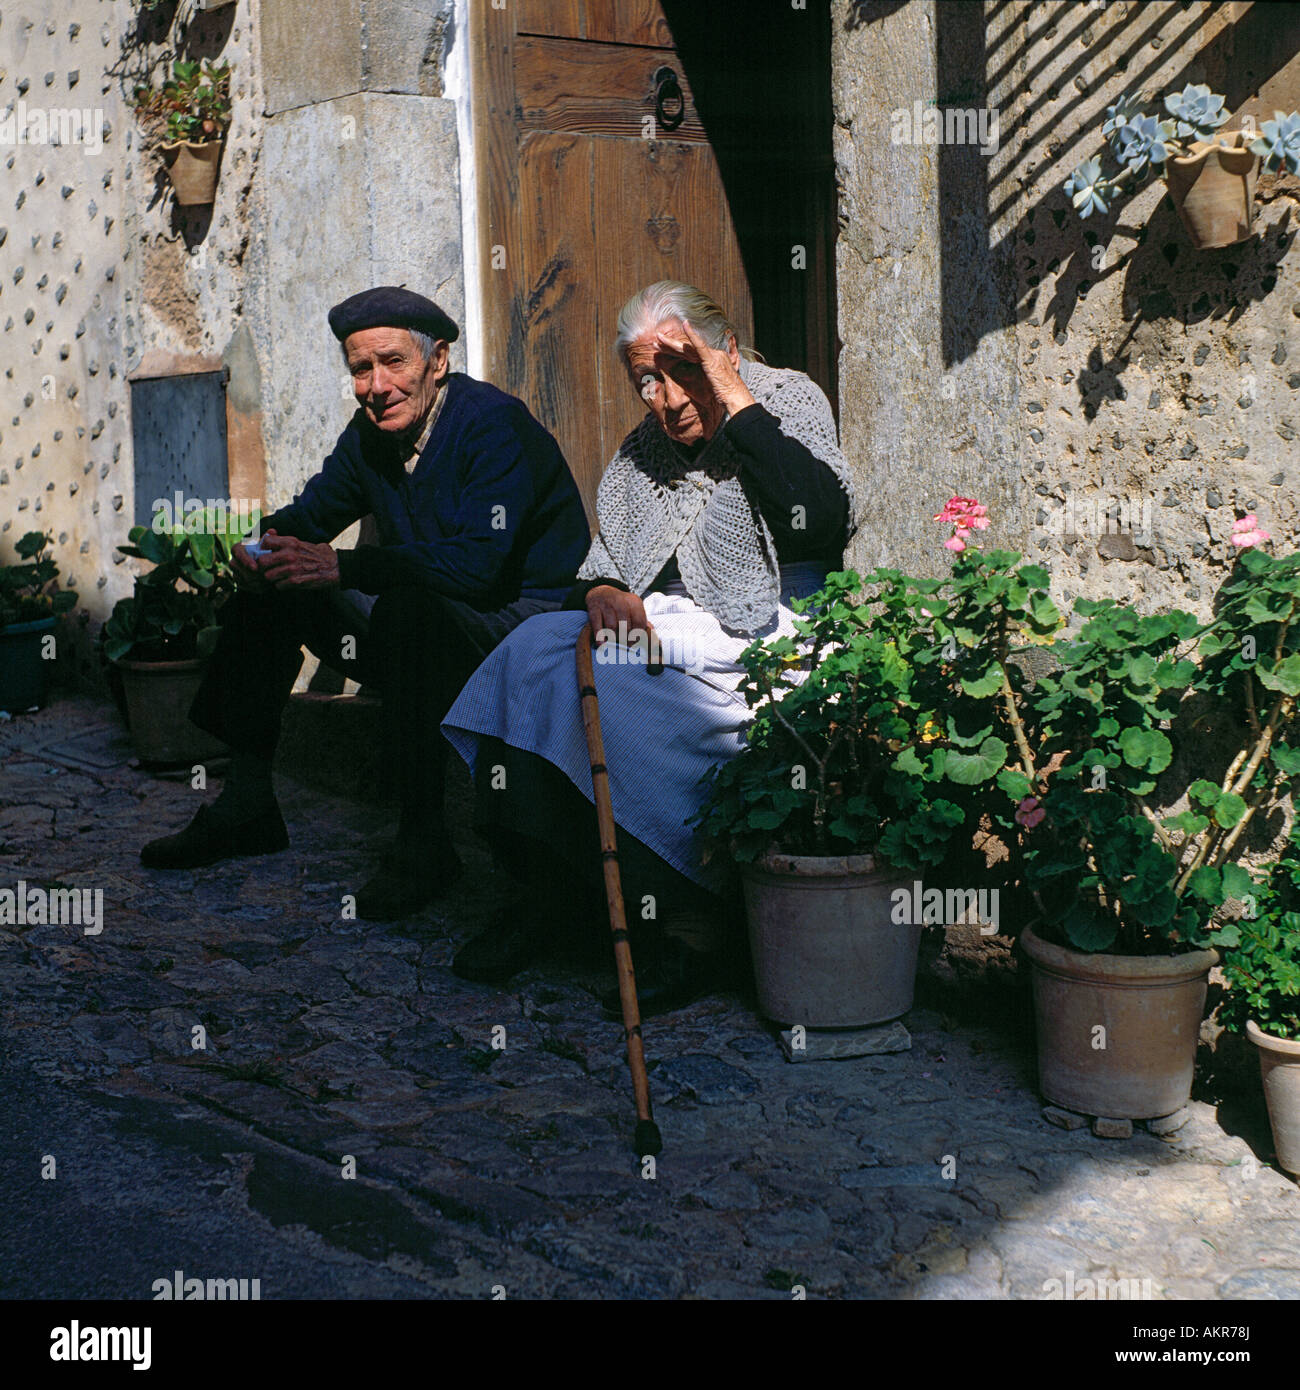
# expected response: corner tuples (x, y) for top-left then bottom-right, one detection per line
(832, 0), (1022, 580)
(1, 0), (463, 688)
(833, 0), (1299, 618)
(2, 2), (133, 659)
(0, 0), (263, 685)
(1007, 0), (1299, 619)
(258, 0), (462, 516)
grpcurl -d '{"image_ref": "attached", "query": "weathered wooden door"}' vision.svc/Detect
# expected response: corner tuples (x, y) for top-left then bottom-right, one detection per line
(471, 0), (755, 520)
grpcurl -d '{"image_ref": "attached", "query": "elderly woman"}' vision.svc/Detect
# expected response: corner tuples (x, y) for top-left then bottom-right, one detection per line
(442, 281), (856, 1015)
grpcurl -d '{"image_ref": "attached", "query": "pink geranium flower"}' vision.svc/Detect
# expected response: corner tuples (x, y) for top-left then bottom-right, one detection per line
(934, 496), (990, 552)
(1230, 513), (1271, 549)
(1015, 796), (1045, 830)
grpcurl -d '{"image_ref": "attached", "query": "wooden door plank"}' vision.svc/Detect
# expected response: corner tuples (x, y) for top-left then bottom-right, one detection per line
(470, 0), (525, 396)
(517, 132), (603, 523)
(591, 138), (754, 469)
(586, 0), (674, 48)
(515, 0), (586, 41)
(514, 35), (705, 141)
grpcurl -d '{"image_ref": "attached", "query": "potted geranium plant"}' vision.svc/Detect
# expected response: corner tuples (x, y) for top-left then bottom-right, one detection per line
(1063, 83), (1300, 249)
(133, 58), (232, 205)
(0, 530), (76, 713)
(1218, 823), (1300, 1176)
(1019, 514), (1298, 1121)
(694, 528), (1062, 1030)
(103, 508), (250, 764)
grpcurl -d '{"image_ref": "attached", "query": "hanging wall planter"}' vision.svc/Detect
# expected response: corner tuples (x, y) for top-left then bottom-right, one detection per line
(134, 59), (232, 208)
(1063, 86), (1299, 251)
(159, 138), (224, 206)
(1165, 131), (1259, 249)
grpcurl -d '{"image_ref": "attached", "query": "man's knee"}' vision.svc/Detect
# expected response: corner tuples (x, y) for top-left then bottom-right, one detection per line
(369, 585), (456, 642)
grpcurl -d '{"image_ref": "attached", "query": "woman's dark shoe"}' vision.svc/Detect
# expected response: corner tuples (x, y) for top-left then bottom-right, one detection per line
(140, 803), (289, 870)
(600, 935), (723, 1020)
(452, 909), (543, 983)
(354, 845), (463, 921)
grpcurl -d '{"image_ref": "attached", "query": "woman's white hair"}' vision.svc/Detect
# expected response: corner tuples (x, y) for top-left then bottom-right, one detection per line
(613, 280), (759, 363)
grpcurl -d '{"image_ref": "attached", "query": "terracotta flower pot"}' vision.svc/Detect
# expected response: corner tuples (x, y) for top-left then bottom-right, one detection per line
(741, 852), (919, 1028)
(160, 139), (223, 205)
(116, 657), (227, 766)
(1022, 925), (1217, 1120)
(1165, 130), (1259, 249)
(1246, 1020), (1300, 1175)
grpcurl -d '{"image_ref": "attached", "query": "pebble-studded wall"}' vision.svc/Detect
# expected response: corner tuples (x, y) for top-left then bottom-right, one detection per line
(833, 0), (1297, 619)
(0, 0), (262, 685)
(1010, 1), (1299, 619)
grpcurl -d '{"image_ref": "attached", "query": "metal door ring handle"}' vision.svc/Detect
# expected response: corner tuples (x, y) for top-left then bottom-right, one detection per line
(653, 66), (685, 131)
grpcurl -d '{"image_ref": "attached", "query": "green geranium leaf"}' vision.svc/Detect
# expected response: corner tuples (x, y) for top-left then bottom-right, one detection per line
(1214, 792), (1247, 829)
(1221, 863), (1256, 899)
(960, 663), (1004, 698)
(1118, 727), (1172, 774)
(944, 736), (1009, 786)
(1018, 564), (1050, 588)
(893, 746), (926, 776)
(1258, 655), (1300, 696)
(1162, 811), (1209, 836)
(1186, 866), (1223, 903)
(996, 768), (1033, 799)
(1064, 903), (1120, 952)
(1272, 744), (1300, 777)
(1189, 779), (1222, 807)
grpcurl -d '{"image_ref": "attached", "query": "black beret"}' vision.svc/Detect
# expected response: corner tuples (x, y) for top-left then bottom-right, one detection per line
(327, 286), (459, 344)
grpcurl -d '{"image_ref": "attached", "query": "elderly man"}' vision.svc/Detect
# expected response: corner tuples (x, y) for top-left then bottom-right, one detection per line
(141, 287), (589, 919)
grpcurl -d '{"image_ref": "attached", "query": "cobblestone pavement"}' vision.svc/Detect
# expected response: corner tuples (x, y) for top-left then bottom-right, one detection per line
(3, 696), (1299, 1301)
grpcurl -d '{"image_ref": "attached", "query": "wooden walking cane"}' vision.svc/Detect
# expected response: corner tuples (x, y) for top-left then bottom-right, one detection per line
(576, 622), (664, 1157)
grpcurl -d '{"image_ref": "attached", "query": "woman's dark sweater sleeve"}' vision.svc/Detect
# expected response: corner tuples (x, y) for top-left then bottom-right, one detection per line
(724, 402), (848, 556)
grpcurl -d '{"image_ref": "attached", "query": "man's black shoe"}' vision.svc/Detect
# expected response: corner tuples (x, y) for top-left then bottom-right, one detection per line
(452, 909), (543, 983)
(354, 846), (463, 922)
(600, 936), (723, 1020)
(140, 803), (289, 870)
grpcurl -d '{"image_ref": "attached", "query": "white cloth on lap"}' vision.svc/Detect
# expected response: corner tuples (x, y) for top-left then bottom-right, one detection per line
(441, 563), (826, 892)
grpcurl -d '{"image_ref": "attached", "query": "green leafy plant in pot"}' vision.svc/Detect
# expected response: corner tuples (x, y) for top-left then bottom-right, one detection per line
(694, 529), (1062, 1030)
(1218, 823), (1300, 1175)
(1019, 514), (1298, 1121)
(104, 508), (251, 765)
(133, 58), (232, 206)
(0, 530), (76, 713)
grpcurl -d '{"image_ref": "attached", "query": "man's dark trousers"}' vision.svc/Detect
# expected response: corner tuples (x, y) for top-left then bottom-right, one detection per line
(189, 583), (552, 833)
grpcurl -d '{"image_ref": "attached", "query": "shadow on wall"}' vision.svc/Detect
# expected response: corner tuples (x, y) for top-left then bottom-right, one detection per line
(926, 0), (1300, 380)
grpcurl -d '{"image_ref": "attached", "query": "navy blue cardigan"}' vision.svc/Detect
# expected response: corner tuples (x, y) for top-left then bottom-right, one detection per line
(260, 373), (590, 609)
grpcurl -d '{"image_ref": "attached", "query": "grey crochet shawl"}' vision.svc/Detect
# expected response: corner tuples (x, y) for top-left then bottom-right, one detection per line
(577, 358), (857, 634)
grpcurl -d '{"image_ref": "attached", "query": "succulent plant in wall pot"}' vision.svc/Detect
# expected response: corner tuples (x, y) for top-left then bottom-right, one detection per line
(1064, 84), (1300, 250)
